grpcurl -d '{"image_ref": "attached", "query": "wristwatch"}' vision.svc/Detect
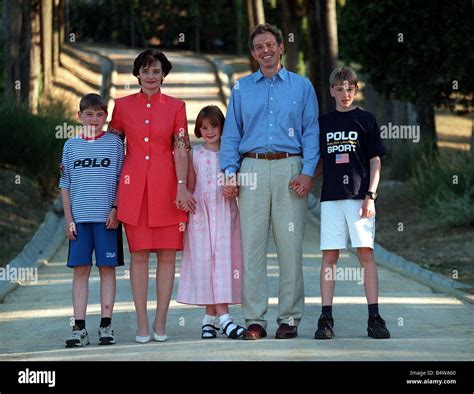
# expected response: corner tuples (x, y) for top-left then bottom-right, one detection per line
(111, 205), (118, 210)
(366, 191), (377, 200)
(178, 180), (187, 185)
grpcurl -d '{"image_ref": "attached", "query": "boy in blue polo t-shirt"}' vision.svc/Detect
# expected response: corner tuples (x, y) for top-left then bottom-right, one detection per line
(60, 94), (124, 347)
(314, 67), (390, 340)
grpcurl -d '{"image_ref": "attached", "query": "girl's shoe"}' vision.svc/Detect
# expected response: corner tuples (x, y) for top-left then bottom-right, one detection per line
(219, 315), (246, 339)
(201, 324), (219, 339)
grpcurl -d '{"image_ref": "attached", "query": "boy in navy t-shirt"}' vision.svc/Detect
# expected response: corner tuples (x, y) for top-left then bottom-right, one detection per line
(60, 94), (124, 347)
(314, 66), (390, 339)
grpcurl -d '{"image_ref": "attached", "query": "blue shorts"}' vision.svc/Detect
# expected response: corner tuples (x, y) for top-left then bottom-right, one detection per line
(67, 223), (125, 268)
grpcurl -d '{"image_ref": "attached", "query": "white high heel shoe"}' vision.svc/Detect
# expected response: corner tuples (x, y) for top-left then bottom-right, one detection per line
(135, 334), (151, 343)
(152, 324), (168, 342)
(153, 333), (168, 342)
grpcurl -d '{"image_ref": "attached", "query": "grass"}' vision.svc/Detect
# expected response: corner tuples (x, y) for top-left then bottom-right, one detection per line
(0, 168), (47, 268)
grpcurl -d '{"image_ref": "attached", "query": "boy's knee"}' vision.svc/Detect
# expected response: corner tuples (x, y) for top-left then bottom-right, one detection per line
(74, 265), (91, 276)
(322, 250), (339, 265)
(357, 247), (374, 266)
(99, 266), (115, 275)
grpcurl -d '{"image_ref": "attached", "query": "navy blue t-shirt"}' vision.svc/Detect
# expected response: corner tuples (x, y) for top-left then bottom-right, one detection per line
(319, 108), (385, 202)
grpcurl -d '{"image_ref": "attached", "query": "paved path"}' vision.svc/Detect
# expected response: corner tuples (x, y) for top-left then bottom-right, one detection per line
(0, 49), (473, 361)
(1, 212), (473, 361)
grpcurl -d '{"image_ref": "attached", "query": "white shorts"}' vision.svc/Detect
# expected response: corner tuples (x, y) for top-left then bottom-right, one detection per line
(320, 200), (375, 250)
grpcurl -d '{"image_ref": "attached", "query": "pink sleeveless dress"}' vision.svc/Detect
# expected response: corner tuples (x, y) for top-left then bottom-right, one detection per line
(177, 144), (242, 305)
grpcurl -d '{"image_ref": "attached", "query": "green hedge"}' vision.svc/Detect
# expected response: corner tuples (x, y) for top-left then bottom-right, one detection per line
(0, 99), (74, 198)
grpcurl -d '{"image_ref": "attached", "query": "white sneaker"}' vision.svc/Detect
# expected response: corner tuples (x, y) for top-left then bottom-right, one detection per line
(98, 325), (115, 345)
(65, 328), (90, 348)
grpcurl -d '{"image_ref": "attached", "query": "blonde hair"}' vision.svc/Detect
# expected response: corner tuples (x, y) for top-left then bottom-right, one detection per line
(329, 66), (358, 87)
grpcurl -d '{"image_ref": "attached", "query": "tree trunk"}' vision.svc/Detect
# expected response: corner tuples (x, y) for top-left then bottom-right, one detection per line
(246, 0), (265, 72)
(28, 0), (41, 113)
(20, 0), (32, 105)
(305, 0), (319, 90)
(3, 0), (23, 104)
(316, 0), (338, 115)
(40, 0), (53, 94)
(281, 0), (298, 72)
(52, 0), (60, 76)
(235, 0), (243, 55)
(246, 0), (255, 31)
(253, 0), (265, 25)
(58, 0), (64, 49)
(415, 97), (437, 156)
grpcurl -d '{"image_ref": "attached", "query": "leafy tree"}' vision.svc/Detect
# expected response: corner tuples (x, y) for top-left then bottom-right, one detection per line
(339, 0), (474, 155)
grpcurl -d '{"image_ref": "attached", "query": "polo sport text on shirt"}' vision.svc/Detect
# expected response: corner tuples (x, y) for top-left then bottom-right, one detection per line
(73, 158), (111, 169)
(326, 131), (359, 153)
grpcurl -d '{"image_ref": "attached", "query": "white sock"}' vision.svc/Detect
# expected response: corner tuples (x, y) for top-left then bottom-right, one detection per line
(202, 314), (216, 326)
(219, 314), (244, 337)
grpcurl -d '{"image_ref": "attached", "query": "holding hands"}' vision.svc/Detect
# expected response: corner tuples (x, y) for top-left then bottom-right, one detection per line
(289, 174), (313, 198)
(176, 184), (197, 214)
(223, 175), (239, 198)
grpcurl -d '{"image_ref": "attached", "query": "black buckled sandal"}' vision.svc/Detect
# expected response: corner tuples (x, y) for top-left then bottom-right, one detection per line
(222, 321), (246, 339)
(201, 324), (219, 339)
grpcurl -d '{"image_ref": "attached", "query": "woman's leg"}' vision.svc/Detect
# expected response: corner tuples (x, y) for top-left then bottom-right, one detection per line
(130, 250), (150, 336)
(72, 265), (92, 320)
(153, 249), (177, 335)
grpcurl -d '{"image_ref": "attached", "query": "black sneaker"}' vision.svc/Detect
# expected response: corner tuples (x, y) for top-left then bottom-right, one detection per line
(314, 313), (335, 339)
(368, 314), (390, 339)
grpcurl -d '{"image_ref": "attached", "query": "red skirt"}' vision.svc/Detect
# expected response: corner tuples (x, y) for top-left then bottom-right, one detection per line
(123, 182), (184, 252)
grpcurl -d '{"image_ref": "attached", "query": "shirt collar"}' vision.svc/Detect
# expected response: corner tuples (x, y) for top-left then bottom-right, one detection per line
(80, 131), (105, 141)
(253, 66), (288, 83)
(138, 89), (164, 103)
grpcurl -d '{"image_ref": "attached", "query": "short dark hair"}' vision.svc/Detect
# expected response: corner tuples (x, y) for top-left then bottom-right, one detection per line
(248, 23), (283, 51)
(194, 105), (225, 139)
(79, 93), (107, 112)
(133, 50), (172, 85)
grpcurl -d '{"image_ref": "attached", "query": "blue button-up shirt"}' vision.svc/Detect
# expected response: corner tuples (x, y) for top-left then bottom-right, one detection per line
(220, 66), (320, 177)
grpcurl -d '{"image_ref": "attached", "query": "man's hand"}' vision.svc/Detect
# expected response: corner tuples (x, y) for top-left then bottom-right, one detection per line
(360, 197), (376, 218)
(289, 174), (313, 198)
(223, 174), (239, 198)
(106, 208), (119, 229)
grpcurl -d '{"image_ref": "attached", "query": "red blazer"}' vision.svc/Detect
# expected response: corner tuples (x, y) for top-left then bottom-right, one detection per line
(109, 90), (188, 227)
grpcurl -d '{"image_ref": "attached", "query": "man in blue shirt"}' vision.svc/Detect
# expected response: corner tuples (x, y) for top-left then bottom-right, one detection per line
(220, 23), (320, 340)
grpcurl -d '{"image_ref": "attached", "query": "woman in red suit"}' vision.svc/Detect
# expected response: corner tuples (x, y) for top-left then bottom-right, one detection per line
(108, 50), (196, 343)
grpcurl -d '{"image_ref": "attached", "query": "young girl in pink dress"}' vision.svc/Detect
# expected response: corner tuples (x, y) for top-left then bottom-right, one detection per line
(177, 105), (246, 339)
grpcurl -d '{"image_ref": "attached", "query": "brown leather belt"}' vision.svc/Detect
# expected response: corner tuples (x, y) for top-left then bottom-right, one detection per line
(243, 152), (301, 160)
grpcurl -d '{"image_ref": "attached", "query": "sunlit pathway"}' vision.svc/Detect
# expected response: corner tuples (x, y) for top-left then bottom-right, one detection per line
(0, 49), (473, 361)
